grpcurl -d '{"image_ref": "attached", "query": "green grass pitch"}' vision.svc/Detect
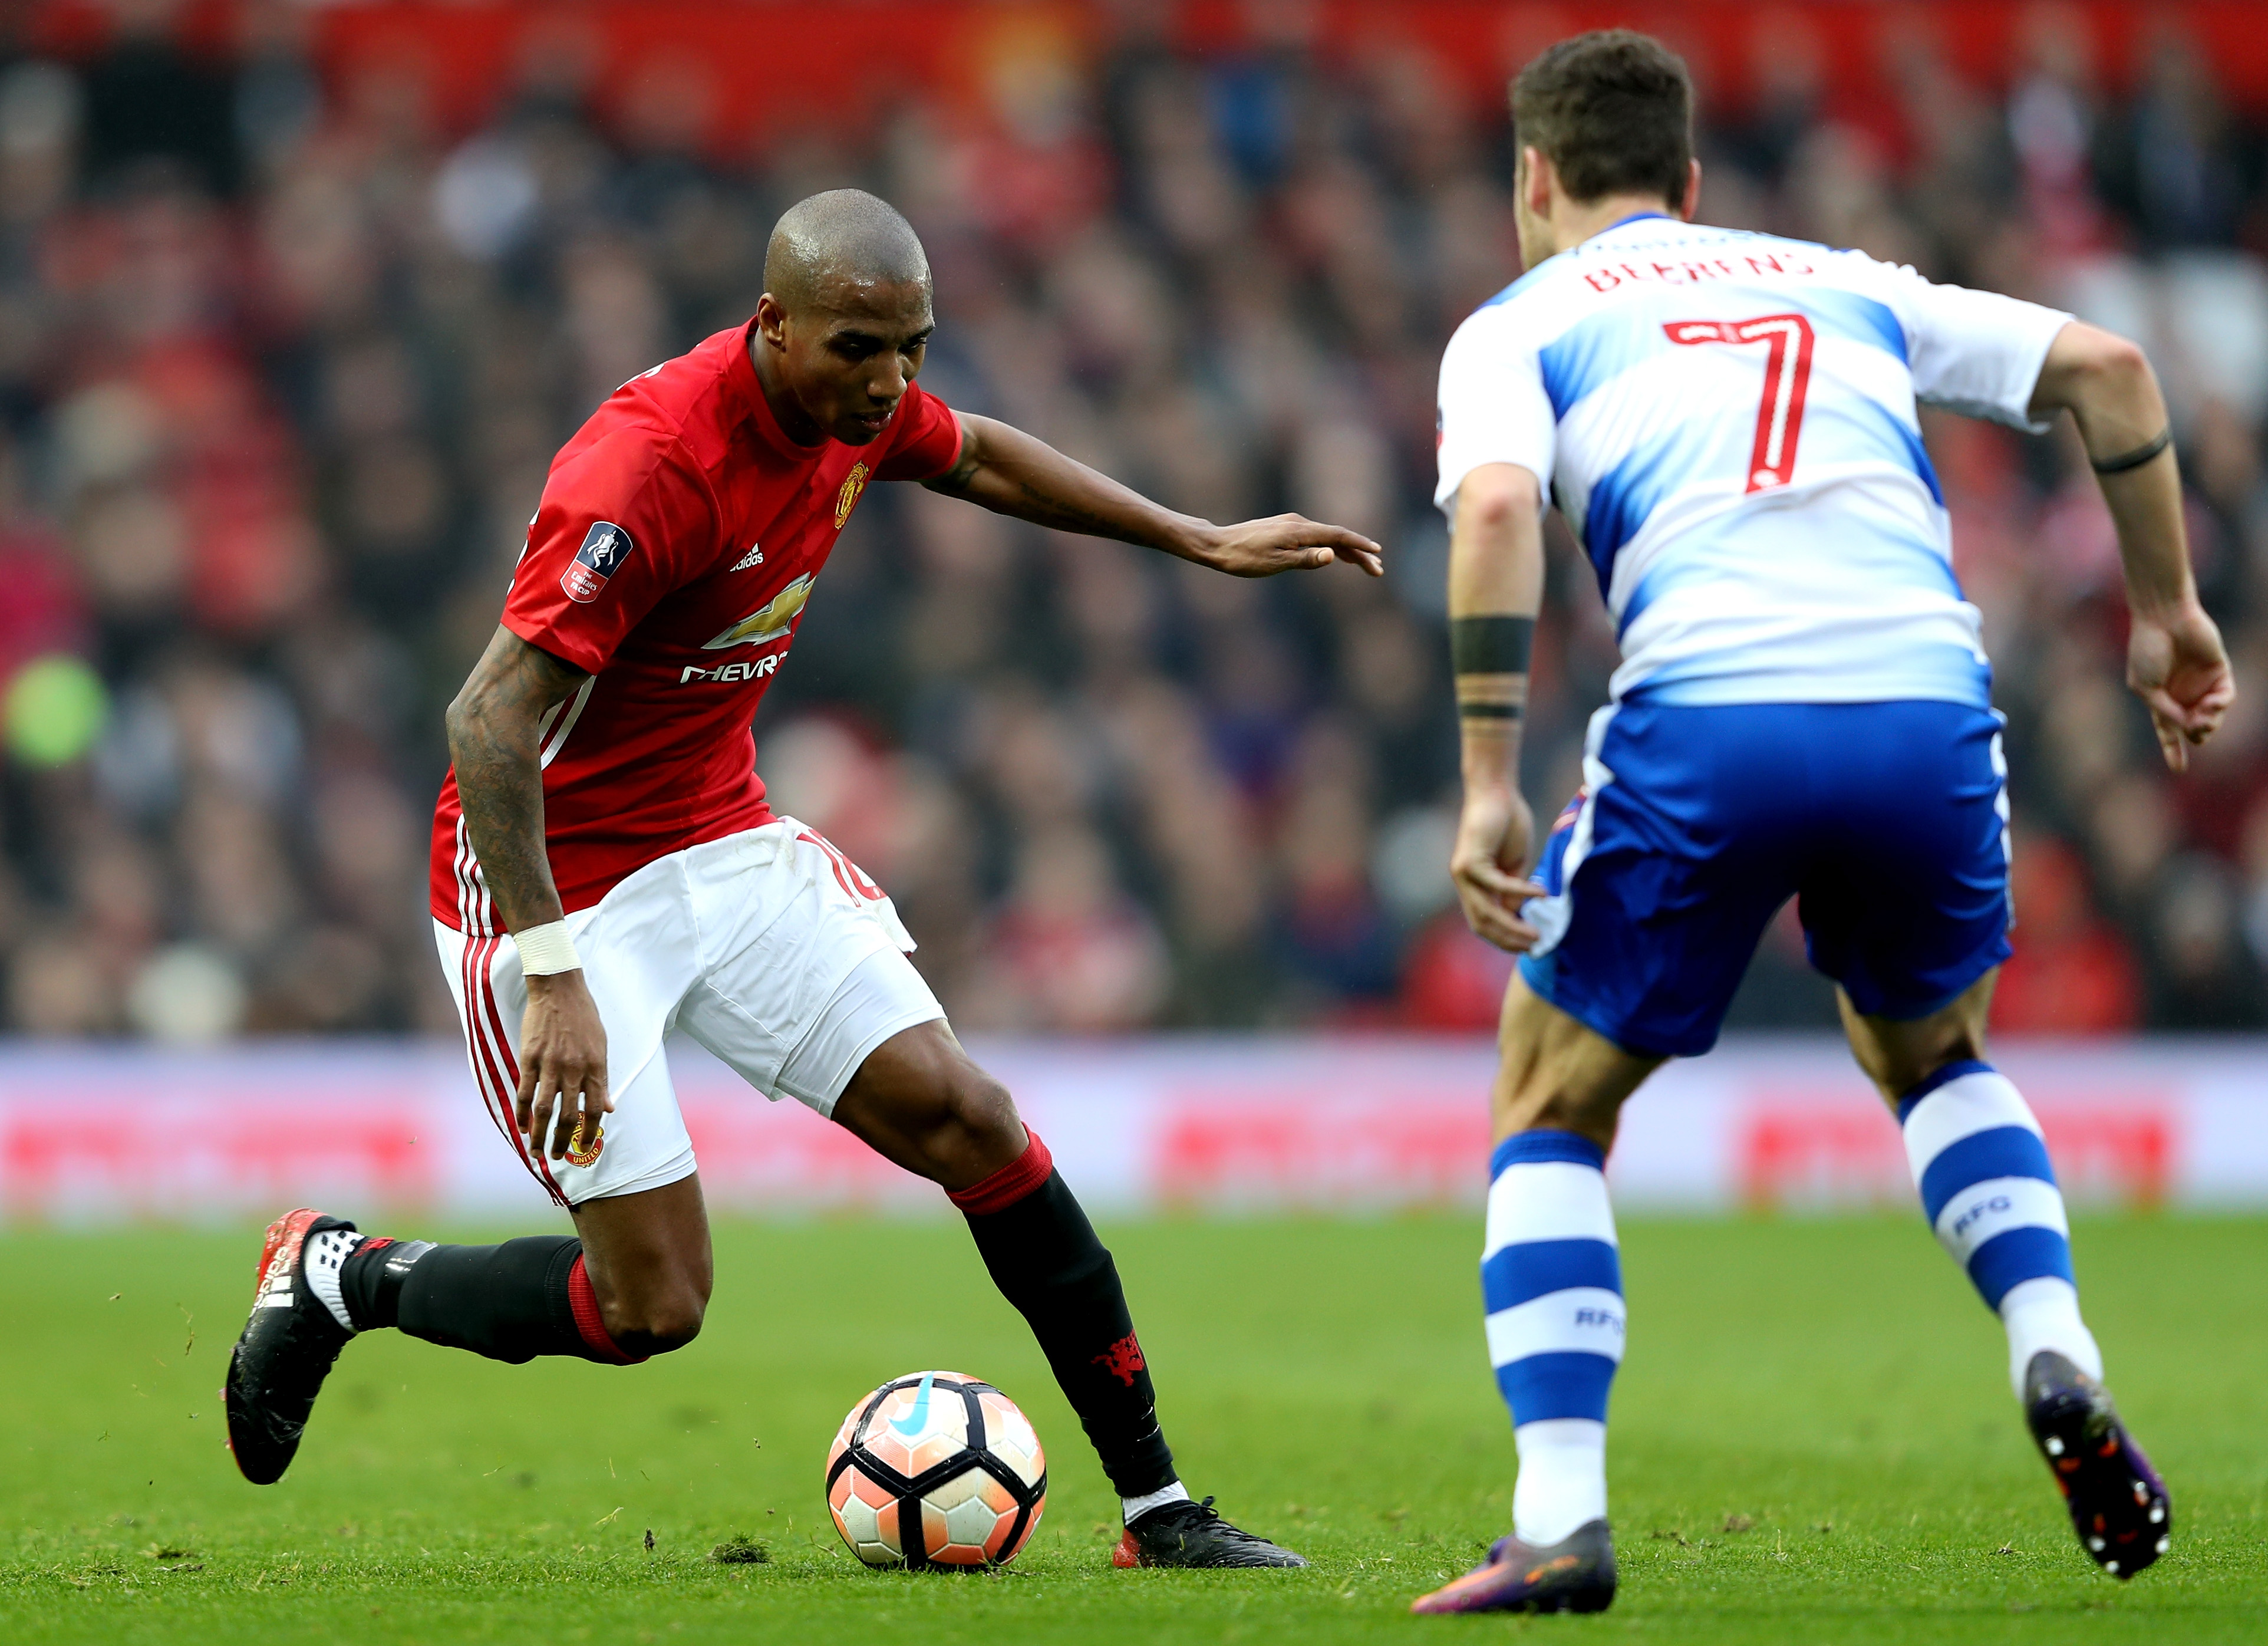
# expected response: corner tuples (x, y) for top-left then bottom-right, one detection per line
(2, 1213), (2263, 1644)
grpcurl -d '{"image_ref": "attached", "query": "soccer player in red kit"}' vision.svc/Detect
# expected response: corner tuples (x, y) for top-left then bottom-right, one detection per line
(223, 190), (1383, 1568)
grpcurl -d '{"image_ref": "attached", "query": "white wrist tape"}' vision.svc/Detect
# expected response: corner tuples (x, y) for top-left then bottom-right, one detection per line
(513, 921), (581, 976)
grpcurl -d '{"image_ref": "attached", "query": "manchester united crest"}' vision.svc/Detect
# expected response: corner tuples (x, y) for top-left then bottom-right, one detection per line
(834, 462), (870, 528)
(565, 1115), (604, 1168)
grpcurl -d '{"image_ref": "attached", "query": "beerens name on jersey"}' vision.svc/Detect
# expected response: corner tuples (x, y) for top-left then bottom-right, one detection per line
(561, 521), (635, 603)
(1574, 247), (1816, 293)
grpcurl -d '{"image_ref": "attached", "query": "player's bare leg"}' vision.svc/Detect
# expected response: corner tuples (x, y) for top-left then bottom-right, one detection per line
(1488, 974), (1663, 1150)
(831, 1019), (1306, 1569)
(1839, 967), (1995, 1102)
(1842, 970), (2171, 1579)
(571, 1177), (713, 1358)
(1413, 977), (1650, 1615)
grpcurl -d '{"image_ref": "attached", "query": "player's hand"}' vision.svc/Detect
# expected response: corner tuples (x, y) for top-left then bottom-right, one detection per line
(1195, 515), (1385, 578)
(516, 970), (612, 1162)
(2127, 600), (2235, 773)
(1451, 784), (1545, 953)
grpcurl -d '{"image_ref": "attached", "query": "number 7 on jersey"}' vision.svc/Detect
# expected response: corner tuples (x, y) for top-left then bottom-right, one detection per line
(1664, 314), (1816, 493)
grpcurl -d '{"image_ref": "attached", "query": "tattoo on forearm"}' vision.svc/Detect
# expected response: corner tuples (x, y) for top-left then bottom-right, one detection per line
(925, 446), (983, 498)
(448, 632), (588, 934)
(1452, 614), (1535, 725)
(2088, 427), (2171, 475)
(1450, 615), (1535, 674)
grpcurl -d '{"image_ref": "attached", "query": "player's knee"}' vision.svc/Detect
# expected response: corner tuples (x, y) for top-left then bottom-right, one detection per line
(607, 1285), (707, 1357)
(879, 1054), (1021, 1189)
(931, 1071), (1023, 1178)
(944, 1069), (1018, 1140)
(638, 1306), (704, 1357)
(836, 1025), (1027, 1187)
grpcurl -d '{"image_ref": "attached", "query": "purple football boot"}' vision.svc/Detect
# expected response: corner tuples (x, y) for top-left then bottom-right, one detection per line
(1409, 1519), (1615, 1615)
(2025, 1350), (2171, 1579)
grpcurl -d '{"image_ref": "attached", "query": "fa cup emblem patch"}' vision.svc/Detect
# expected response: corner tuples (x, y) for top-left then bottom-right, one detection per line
(561, 521), (635, 603)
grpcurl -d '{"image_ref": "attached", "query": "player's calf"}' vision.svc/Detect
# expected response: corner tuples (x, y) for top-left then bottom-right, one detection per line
(338, 1232), (650, 1364)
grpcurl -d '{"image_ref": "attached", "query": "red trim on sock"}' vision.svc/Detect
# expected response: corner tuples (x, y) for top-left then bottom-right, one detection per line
(567, 1253), (645, 1365)
(948, 1129), (1055, 1216)
(359, 1236), (395, 1256)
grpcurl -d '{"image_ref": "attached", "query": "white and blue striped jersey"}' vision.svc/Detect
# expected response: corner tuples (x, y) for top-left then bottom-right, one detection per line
(1435, 215), (2071, 707)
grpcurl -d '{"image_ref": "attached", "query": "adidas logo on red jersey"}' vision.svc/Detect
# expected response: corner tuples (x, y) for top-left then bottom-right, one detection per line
(730, 544), (764, 571)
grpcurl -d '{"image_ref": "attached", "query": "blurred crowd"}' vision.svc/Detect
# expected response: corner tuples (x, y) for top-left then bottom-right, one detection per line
(0, 1), (2263, 1041)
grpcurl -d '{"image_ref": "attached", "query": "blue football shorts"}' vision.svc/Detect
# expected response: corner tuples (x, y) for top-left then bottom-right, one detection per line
(1518, 698), (2012, 1058)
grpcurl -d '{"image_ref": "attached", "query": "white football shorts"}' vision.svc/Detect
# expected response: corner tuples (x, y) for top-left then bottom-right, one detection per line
(435, 817), (943, 1208)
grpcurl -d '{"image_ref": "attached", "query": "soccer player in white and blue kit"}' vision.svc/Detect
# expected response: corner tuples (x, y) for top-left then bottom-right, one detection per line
(1410, 32), (2235, 1617)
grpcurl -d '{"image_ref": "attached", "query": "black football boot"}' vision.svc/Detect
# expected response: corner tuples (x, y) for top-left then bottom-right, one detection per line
(1113, 1494), (1307, 1568)
(223, 1207), (357, 1484)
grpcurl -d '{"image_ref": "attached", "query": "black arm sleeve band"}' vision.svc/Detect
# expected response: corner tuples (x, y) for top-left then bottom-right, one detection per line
(1450, 614), (1535, 675)
(2089, 428), (2171, 475)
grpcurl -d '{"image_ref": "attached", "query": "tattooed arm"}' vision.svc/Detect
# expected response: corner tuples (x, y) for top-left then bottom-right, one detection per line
(922, 410), (1385, 578)
(445, 625), (608, 1163)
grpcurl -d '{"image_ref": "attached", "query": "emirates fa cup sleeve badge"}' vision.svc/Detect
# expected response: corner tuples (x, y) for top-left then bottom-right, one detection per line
(561, 521), (636, 603)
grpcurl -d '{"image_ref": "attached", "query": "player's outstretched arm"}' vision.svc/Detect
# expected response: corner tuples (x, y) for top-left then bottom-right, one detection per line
(2030, 322), (2235, 771)
(922, 410), (1384, 578)
(446, 626), (611, 1160)
(1446, 462), (1547, 953)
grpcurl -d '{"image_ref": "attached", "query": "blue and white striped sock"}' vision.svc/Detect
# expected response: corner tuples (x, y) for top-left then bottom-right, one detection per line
(1900, 1061), (2102, 1399)
(1482, 1130), (1624, 1546)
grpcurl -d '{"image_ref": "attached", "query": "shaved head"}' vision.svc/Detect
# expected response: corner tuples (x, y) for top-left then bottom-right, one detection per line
(763, 188), (930, 312)
(749, 190), (938, 447)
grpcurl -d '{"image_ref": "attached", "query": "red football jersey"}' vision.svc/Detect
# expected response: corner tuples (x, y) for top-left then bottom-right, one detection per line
(430, 320), (962, 929)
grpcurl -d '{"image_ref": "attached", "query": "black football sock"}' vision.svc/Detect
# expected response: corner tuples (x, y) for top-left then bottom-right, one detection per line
(336, 1234), (641, 1365)
(950, 1132), (1176, 1497)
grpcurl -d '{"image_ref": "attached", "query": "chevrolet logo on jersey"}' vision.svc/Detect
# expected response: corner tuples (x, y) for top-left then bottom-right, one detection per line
(680, 653), (782, 685)
(701, 572), (813, 649)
